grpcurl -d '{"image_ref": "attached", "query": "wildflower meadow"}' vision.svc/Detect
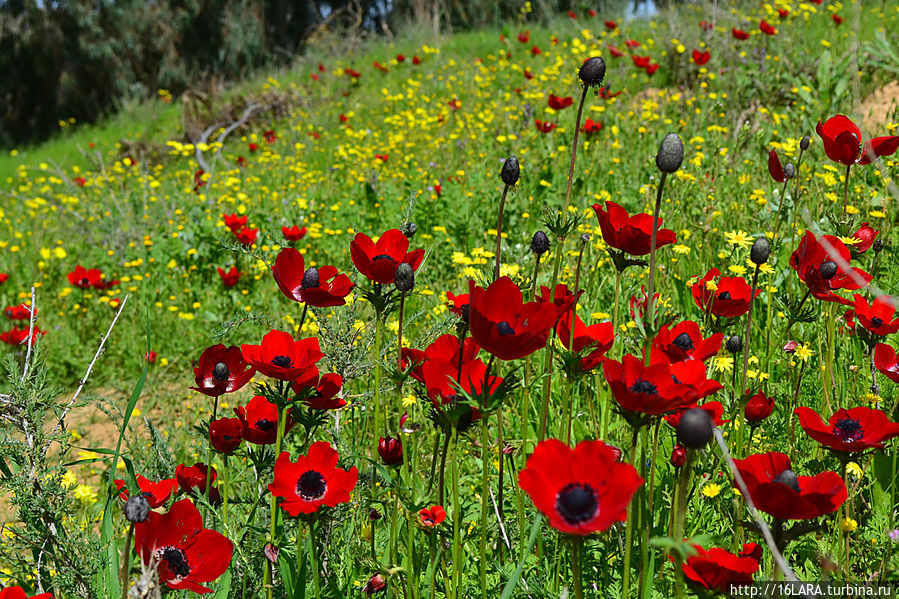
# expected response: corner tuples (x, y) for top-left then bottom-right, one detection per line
(2, 1), (899, 598)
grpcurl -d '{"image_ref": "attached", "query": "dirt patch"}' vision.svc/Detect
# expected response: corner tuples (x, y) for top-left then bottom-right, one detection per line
(856, 80), (899, 134)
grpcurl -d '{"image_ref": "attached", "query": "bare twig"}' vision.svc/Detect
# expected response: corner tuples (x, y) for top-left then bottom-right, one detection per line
(21, 286), (36, 382)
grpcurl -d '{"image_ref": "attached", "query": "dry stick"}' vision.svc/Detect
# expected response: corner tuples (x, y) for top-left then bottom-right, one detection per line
(39, 295), (130, 462)
(21, 286), (36, 382)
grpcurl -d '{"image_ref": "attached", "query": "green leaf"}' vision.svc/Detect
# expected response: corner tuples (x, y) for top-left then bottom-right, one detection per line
(499, 515), (542, 599)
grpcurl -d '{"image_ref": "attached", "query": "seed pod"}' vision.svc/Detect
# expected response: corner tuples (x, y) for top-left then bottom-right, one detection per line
(750, 237), (770, 265)
(302, 267), (320, 289)
(783, 163), (795, 180)
(402, 221), (418, 238)
(676, 407), (714, 449)
(725, 335), (743, 354)
(819, 260), (838, 280)
(578, 56), (606, 87)
(395, 263), (415, 292)
(800, 135), (810, 151)
(501, 156), (520, 186)
(531, 231), (550, 255)
(212, 362), (229, 382)
(773, 469), (800, 493)
(124, 495), (150, 523)
(656, 133), (684, 173)
(873, 239), (884, 253)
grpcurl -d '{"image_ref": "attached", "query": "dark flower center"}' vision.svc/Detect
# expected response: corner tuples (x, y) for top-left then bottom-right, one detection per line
(819, 260), (838, 280)
(296, 470), (327, 501)
(255, 419), (276, 431)
(212, 362), (230, 381)
(629, 378), (657, 395)
(555, 482), (599, 525)
(80, 277), (90, 286)
(717, 291), (731, 300)
(302, 267), (320, 289)
(870, 317), (884, 329)
(160, 546), (190, 577)
(832, 417), (865, 442)
(496, 321), (515, 335)
(271, 355), (293, 368)
(372, 254), (394, 262)
(773, 469), (800, 493)
(672, 332), (694, 352)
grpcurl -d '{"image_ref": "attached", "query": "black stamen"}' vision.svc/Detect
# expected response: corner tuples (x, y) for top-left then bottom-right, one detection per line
(271, 355), (293, 368)
(555, 482), (599, 525)
(297, 470), (327, 501)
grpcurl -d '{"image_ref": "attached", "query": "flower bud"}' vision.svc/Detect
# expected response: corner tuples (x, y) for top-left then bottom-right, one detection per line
(677, 407), (714, 449)
(819, 260), (838, 280)
(851, 222), (878, 253)
(394, 263), (415, 293)
(670, 444), (687, 468)
(578, 56), (607, 87)
(580, 233), (590, 244)
(783, 163), (795, 180)
(530, 230), (550, 255)
(402, 221), (418, 238)
(501, 156), (520, 186)
(369, 508), (383, 521)
(773, 469), (800, 493)
(873, 239), (884, 253)
(302, 267), (320, 289)
(750, 237), (770, 265)
(725, 335), (743, 354)
(363, 574), (387, 595)
(800, 135), (810, 151)
(744, 391), (775, 423)
(124, 495), (150, 523)
(656, 133), (684, 173)
(377, 436), (404, 466)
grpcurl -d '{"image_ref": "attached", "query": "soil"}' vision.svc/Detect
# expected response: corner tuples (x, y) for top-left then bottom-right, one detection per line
(856, 80), (899, 134)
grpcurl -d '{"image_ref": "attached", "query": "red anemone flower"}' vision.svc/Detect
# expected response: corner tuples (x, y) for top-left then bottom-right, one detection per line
(732, 27), (749, 40)
(350, 229), (424, 285)
(851, 222), (878, 253)
(794, 406), (899, 453)
(581, 118), (603, 134)
(548, 94), (574, 110)
(790, 231), (872, 294)
(190, 344), (255, 397)
(593, 200), (676, 256)
(175, 463), (217, 495)
(134, 498), (233, 593)
(631, 55), (651, 69)
(68, 265), (103, 289)
(690, 268), (760, 318)
(5, 303), (33, 320)
(759, 20), (776, 35)
(731, 452), (847, 520)
(537, 284), (581, 323)
(778, 8), (789, 18)
(535, 119), (556, 133)
(263, 129), (277, 143)
(604, 20), (618, 29)
(419, 505), (446, 527)
(445, 292), (469, 320)
(664, 401), (728, 429)
(377, 436), (403, 466)
(767, 149), (789, 183)
(699, 20), (714, 30)
(851, 294), (899, 335)
(874, 343), (899, 383)
(609, 46), (625, 58)
(518, 439), (643, 535)
(292, 368), (346, 410)
(744, 391), (775, 423)
(530, 45), (541, 56)
(234, 226), (258, 246)
(282, 225), (307, 241)
(517, 31), (530, 43)
(816, 115), (899, 166)
(0, 587), (53, 599)
(209, 418), (244, 453)
(645, 63), (660, 75)
(468, 277), (557, 361)
(652, 321), (723, 363)
(217, 266), (241, 288)
(419, 346), (501, 413)
(598, 86), (622, 99)
(678, 544), (761, 592)
(557, 311), (614, 373)
(273, 248), (355, 307)
(692, 49), (710, 65)
(0, 273), (8, 284)
(603, 354), (722, 416)
(222, 213), (247, 232)
(268, 441), (358, 516)
(114, 475), (178, 509)
(832, 14), (843, 25)
(234, 395), (294, 445)
(241, 330), (323, 381)
(625, 39), (641, 48)
(0, 326), (45, 346)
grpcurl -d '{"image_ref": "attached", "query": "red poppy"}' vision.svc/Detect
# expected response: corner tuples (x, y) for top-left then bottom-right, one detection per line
(446, 292), (469, 319)
(412, 56), (422, 65)
(517, 31), (530, 43)
(678, 544), (761, 592)
(217, 266), (241, 288)
(609, 46), (624, 58)
(146, 350), (158, 363)
(630, 286), (659, 322)
(241, 330), (323, 381)
(419, 505), (446, 527)
(548, 94), (574, 110)
(664, 401), (728, 429)
(588, 9), (597, 16)
(732, 28), (749, 40)
(4, 303), (33, 320)
(592, 200), (676, 256)
(175, 463), (217, 495)
(447, 99), (461, 111)
(268, 441), (358, 516)
(744, 391), (775, 423)
(236, 156), (247, 168)
(373, 61), (388, 72)
(597, 87), (622, 100)
(1, 326), (45, 347)
(692, 49), (710, 65)
(632, 55), (651, 69)
(778, 8), (789, 18)
(531, 45), (541, 56)
(263, 129), (276, 143)
(535, 119), (556, 133)
(731, 452), (847, 520)
(190, 344), (255, 397)
(114, 475), (178, 509)
(518, 439), (642, 535)
(350, 229), (424, 285)
(625, 39), (641, 48)
(790, 231), (872, 293)
(234, 395), (294, 445)
(378, 436), (403, 466)
(691, 268), (760, 318)
(273, 248), (355, 308)
(816, 115), (899, 166)
(794, 406), (899, 453)
(832, 14), (843, 25)
(193, 169), (206, 191)
(851, 222), (878, 253)
(567, 10), (576, 18)
(67, 265), (103, 289)
(0, 273), (7, 284)
(396, 53), (405, 62)
(248, 142), (259, 152)
(339, 113), (349, 123)
(345, 68), (361, 78)
(523, 68), (534, 80)
(222, 213), (248, 232)
(699, 20), (713, 31)
(468, 277), (557, 361)
(0, 587), (52, 599)
(604, 20), (617, 29)
(557, 311), (614, 373)
(282, 225), (307, 241)
(652, 321), (723, 363)
(537, 284), (581, 323)
(874, 343), (899, 383)
(759, 20), (776, 35)
(375, 153), (389, 161)
(234, 226), (258, 246)
(292, 368), (346, 410)
(209, 417), (243, 453)
(645, 63), (660, 75)
(581, 118), (603, 134)
(73, 176), (87, 186)
(419, 346), (501, 413)
(134, 498), (233, 593)
(767, 149), (789, 182)
(603, 354), (723, 416)
(852, 294), (899, 335)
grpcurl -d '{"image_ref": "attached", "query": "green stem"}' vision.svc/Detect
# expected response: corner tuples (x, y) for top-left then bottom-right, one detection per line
(119, 523), (134, 599)
(204, 394), (220, 516)
(673, 450), (695, 599)
(562, 85), (590, 216)
(622, 426), (640, 599)
(494, 185), (511, 280)
(265, 398), (289, 599)
(310, 520), (321, 598)
(451, 428), (462, 599)
(645, 170), (668, 340)
(479, 416), (489, 598)
(571, 537), (584, 599)
(842, 163), (852, 216)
